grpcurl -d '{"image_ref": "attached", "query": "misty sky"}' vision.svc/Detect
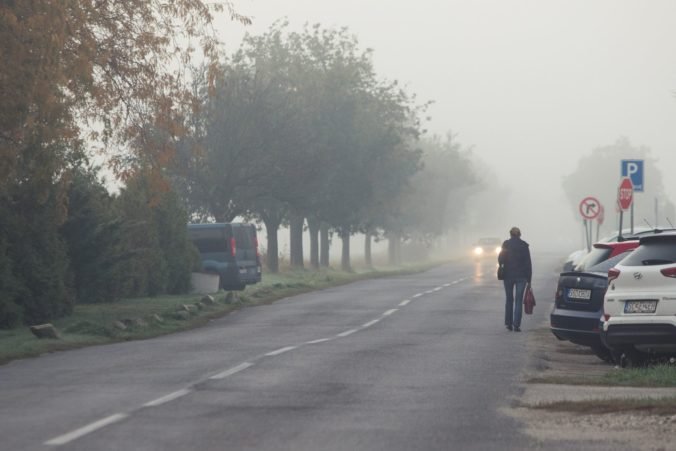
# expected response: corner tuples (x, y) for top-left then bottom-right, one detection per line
(216, 1), (676, 248)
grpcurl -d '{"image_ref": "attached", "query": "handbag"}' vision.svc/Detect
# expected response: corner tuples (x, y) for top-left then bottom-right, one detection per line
(497, 264), (505, 280)
(523, 283), (536, 314)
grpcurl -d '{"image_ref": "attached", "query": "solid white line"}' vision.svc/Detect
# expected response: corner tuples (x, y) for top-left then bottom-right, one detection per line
(306, 338), (331, 344)
(412, 293), (423, 298)
(265, 346), (297, 357)
(337, 329), (358, 337)
(44, 413), (128, 446)
(399, 300), (411, 306)
(143, 388), (192, 407)
(362, 319), (380, 328)
(209, 362), (254, 380)
(383, 309), (399, 316)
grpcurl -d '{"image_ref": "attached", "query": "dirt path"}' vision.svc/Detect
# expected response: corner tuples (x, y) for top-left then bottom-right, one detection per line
(505, 322), (676, 450)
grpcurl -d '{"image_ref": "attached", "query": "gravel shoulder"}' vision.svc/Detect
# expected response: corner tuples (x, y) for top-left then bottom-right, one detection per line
(504, 321), (676, 451)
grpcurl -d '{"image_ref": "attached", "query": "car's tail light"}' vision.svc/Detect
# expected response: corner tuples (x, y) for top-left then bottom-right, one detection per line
(603, 313), (611, 321)
(230, 237), (236, 257)
(660, 267), (676, 278)
(607, 268), (620, 282)
(555, 286), (563, 302)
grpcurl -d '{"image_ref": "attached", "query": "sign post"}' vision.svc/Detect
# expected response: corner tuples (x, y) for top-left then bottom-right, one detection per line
(617, 177), (634, 239)
(621, 159), (644, 233)
(579, 196), (601, 251)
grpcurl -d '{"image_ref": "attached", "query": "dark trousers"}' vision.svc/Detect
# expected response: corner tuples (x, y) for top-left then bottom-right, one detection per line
(503, 278), (527, 328)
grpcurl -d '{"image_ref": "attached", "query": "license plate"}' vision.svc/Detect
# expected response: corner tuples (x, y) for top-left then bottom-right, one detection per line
(624, 300), (658, 314)
(567, 288), (591, 300)
(239, 268), (247, 274)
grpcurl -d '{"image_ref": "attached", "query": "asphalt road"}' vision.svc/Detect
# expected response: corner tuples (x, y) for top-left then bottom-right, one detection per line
(0, 255), (562, 451)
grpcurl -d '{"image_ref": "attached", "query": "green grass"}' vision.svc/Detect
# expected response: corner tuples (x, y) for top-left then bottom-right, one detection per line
(0, 261), (443, 366)
(531, 397), (676, 415)
(529, 364), (676, 387)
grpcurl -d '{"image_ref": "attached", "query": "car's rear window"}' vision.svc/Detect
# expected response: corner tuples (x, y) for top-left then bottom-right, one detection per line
(587, 250), (632, 273)
(189, 228), (228, 253)
(575, 247), (612, 271)
(620, 241), (676, 266)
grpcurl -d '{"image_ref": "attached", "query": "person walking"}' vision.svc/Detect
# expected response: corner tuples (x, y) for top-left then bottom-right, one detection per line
(498, 227), (532, 332)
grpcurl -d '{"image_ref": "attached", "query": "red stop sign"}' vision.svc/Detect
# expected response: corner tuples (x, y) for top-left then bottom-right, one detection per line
(618, 177), (633, 211)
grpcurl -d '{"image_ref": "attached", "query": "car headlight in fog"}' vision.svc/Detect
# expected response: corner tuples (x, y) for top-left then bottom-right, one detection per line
(474, 247), (483, 255)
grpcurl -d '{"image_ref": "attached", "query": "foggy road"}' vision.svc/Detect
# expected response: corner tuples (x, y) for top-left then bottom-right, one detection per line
(1, 256), (573, 451)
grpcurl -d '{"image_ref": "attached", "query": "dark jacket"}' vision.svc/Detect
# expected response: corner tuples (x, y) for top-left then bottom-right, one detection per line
(498, 237), (532, 281)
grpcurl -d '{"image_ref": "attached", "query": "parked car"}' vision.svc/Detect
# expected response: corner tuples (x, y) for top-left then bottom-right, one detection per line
(472, 237), (502, 259)
(551, 241), (638, 361)
(601, 233), (676, 367)
(188, 223), (262, 291)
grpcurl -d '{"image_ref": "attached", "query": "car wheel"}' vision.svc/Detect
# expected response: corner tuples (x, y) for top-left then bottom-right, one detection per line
(618, 347), (647, 368)
(591, 345), (613, 363)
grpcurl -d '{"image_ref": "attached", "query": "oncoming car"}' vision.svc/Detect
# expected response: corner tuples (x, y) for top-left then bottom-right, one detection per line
(472, 237), (502, 259)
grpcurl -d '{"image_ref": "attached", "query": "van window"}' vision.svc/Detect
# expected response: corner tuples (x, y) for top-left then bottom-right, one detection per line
(190, 228), (228, 253)
(233, 226), (253, 249)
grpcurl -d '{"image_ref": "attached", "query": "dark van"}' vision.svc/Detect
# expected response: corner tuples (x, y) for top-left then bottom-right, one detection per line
(188, 223), (262, 291)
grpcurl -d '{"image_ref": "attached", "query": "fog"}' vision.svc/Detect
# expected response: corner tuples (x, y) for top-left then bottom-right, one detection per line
(217, 0), (676, 252)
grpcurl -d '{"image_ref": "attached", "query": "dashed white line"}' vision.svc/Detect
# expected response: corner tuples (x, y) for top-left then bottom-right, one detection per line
(143, 388), (192, 407)
(362, 319), (381, 328)
(44, 413), (129, 446)
(432, 287), (442, 292)
(399, 300), (411, 306)
(265, 346), (297, 356)
(443, 283), (451, 287)
(383, 308), (399, 316)
(412, 293), (423, 298)
(209, 362), (254, 380)
(337, 329), (358, 337)
(306, 338), (332, 344)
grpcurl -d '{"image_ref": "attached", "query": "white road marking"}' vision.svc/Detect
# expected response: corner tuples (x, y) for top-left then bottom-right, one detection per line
(265, 346), (297, 356)
(306, 338), (331, 344)
(399, 300), (411, 306)
(209, 362), (254, 380)
(432, 287), (442, 292)
(44, 413), (128, 446)
(443, 283), (451, 287)
(362, 319), (380, 328)
(143, 388), (192, 407)
(383, 309), (398, 316)
(337, 329), (358, 337)
(424, 290), (434, 294)
(412, 293), (423, 298)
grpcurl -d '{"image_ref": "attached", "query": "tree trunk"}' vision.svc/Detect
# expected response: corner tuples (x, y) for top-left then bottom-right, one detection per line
(341, 231), (351, 272)
(289, 213), (304, 269)
(262, 217), (280, 273)
(307, 216), (320, 270)
(320, 223), (330, 267)
(364, 232), (372, 268)
(388, 232), (401, 266)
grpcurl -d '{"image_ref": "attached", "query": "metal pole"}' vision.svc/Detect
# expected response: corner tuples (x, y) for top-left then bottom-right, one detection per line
(630, 202), (634, 235)
(655, 197), (659, 228)
(618, 211), (624, 241)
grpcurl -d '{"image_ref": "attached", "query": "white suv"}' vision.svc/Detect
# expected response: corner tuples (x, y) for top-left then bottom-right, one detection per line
(601, 233), (676, 366)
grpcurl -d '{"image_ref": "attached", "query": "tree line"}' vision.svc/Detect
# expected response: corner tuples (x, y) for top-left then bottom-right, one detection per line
(0, 4), (479, 328)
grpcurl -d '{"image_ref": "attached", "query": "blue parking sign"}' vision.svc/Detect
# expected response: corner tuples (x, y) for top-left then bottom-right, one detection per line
(621, 160), (644, 192)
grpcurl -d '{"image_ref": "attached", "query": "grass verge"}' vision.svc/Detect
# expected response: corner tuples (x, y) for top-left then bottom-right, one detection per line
(530, 397), (676, 415)
(528, 364), (676, 388)
(0, 261), (443, 366)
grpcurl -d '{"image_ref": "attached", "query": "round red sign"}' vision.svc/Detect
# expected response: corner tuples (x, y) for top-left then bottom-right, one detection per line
(579, 196), (601, 220)
(618, 177), (633, 211)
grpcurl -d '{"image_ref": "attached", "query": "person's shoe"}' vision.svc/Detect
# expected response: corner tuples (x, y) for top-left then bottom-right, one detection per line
(506, 325), (513, 331)
(513, 327), (521, 332)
